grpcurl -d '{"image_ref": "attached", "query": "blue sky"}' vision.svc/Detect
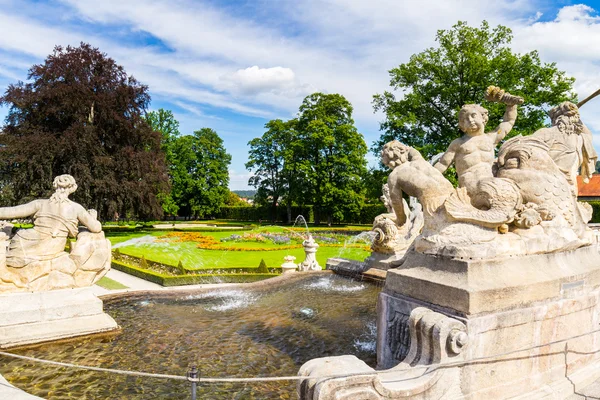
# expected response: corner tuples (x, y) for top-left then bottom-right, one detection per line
(1, 0), (600, 189)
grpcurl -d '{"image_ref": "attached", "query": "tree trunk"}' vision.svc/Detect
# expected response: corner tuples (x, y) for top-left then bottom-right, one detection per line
(287, 202), (292, 224)
(271, 196), (278, 223)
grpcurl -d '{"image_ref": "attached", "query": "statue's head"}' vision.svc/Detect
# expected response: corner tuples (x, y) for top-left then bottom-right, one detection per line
(382, 140), (411, 169)
(550, 102), (583, 135)
(458, 104), (489, 136)
(52, 175), (78, 199)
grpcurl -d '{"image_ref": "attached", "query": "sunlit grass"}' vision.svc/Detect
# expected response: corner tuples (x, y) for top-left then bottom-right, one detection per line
(107, 227), (371, 270)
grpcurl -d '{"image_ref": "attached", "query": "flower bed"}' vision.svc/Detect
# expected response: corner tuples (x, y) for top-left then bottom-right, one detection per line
(154, 231), (370, 252)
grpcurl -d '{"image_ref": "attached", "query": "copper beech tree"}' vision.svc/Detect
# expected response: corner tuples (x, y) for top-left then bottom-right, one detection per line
(0, 43), (169, 220)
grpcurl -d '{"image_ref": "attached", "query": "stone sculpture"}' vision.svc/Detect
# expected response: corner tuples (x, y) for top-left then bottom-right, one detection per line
(298, 235), (321, 271)
(370, 184), (423, 256)
(533, 101), (598, 193)
(281, 255), (297, 273)
(0, 175), (111, 293)
(434, 86), (523, 197)
(378, 132), (594, 258)
(299, 86), (600, 400)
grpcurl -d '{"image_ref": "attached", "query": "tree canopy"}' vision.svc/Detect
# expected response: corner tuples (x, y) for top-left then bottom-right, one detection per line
(246, 119), (294, 218)
(297, 93), (368, 224)
(170, 128), (231, 219)
(246, 93), (368, 224)
(0, 43), (169, 220)
(373, 21), (576, 159)
(145, 108), (181, 216)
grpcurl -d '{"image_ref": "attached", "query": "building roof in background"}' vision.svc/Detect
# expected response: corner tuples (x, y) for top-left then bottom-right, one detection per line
(577, 175), (600, 197)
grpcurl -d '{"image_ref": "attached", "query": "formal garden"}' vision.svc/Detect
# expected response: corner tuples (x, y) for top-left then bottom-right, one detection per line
(98, 222), (372, 287)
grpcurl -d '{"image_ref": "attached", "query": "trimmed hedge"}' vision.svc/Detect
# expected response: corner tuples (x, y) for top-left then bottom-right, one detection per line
(217, 205), (314, 223)
(584, 201), (600, 223)
(358, 204), (387, 225)
(113, 252), (283, 275)
(217, 204), (386, 225)
(111, 260), (279, 286)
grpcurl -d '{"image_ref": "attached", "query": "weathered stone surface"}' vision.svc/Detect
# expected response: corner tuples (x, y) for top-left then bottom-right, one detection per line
(384, 245), (600, 315)
(0, 374), (43, 399)
(0, 287), (119, 349)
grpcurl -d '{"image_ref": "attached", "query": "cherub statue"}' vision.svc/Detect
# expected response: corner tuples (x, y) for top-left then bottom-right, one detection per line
(434, 87), (524, 197)
(382, 140), (455, 219)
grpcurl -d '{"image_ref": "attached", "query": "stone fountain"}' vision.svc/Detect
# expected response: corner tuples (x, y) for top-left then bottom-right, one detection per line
(0, 175), (118, 349)
(299, 88), (600, 399)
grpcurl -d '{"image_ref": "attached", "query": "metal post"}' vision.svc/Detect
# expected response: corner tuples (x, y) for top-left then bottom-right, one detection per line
(187, 365), (198, 400)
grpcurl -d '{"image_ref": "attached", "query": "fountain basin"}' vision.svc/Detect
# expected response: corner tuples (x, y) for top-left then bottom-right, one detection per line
(0, 273), (381, 399)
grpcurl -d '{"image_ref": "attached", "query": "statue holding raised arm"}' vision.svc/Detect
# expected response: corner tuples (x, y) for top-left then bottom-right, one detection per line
(0, 175), (111, 293)
(434, 86), (524, 197)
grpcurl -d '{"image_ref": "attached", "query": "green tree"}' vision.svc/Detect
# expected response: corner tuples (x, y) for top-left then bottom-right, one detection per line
(225, 191), (250, 207)
(145, 108), (180, 151)
(145, 109), (181, 217)
(0, 43), (169, 220)
(170, 128), (231, 219)
(296, 93), (368, 225)
(373, 21), (575, 159)
(246, 119), (294, 221)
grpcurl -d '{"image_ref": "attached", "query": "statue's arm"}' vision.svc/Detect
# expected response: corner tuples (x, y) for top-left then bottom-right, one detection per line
(77, 207), (102, 233)
(0, 200), (41, 220)
(493, 104), (518, 143)
(388, 171), (407, 226)
(434, 142), (456, 173)
(581, 123), (598, 182)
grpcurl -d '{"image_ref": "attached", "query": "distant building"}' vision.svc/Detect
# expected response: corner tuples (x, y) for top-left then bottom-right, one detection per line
(577, 175), (600, 201)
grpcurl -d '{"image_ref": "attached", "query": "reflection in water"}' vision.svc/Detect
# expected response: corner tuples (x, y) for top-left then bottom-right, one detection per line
(0, 274), (381, 399)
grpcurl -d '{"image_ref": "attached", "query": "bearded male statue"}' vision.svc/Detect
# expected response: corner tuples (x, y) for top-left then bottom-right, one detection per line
(533, 101), (597, 194)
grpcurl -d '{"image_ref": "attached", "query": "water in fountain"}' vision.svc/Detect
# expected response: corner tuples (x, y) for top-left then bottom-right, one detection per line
(112, 235), (160, 249)
(0, 274), (381, 399)
(292, 215), (310, 237)
(325, 231), (376, 262)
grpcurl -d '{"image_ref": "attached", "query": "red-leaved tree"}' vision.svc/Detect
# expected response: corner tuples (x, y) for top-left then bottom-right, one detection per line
(0, 43), (169, 220)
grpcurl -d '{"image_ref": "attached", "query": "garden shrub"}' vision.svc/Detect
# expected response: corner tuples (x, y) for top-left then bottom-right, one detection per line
(177, 260), (185, 275)
(111, 260), (279, 286)
(584, 201), (600, 223)
(216, 204), (385, 224)
(257, 259), (268, 273)
(112, 252), (283, 275)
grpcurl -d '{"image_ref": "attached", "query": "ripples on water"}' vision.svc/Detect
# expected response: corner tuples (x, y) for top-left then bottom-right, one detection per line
(303, 276), (366, 292)
(0, 274), (381, 399)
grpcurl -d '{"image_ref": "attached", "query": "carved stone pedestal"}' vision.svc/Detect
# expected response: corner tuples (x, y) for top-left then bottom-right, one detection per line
(299, 245), (600, 399)
(0, 287), (119, 349)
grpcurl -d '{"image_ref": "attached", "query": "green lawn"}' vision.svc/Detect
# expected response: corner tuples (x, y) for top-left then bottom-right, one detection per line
(96, 276), (128, 290)
(107, 226), (371, 270)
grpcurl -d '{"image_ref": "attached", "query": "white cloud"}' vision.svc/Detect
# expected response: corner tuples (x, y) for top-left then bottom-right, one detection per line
(3, 0), (600, 189)
(556, 4), (599, 22)
(222, 66), (296, 95)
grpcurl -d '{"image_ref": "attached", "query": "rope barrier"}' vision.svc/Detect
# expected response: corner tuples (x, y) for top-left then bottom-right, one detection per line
(1, 327), (600, 384)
